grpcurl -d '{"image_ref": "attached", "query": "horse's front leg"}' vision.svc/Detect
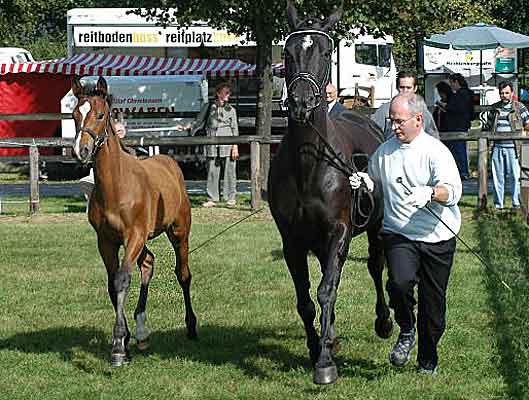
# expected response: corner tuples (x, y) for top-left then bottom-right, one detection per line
(111, 232), (145, 367)
(314, 222), (350, 385)
(367, 223), (393, 339)
(283, 240), (319, 365)
(134, 246), (155, 351)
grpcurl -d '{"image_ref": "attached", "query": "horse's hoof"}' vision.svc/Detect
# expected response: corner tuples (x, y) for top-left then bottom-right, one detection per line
(375, 317), (393, 339)
(111, 352), (129, 368)
(313, 365), (338, 385)
(137, 338), (149, 351)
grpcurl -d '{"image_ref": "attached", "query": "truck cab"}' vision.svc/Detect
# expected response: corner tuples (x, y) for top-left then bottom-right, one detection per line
(331, 32), (397, 108)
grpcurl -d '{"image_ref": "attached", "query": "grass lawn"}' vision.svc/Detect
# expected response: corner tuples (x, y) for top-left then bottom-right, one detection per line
(0, 195), (522, 399)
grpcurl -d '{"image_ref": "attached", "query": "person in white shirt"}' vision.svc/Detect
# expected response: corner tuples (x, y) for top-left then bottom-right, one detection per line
(350, 93), (462, 375)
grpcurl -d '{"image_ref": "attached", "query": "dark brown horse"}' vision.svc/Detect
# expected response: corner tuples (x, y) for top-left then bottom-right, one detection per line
(72, 76), (197, 367)
(268, 2), (393, 384)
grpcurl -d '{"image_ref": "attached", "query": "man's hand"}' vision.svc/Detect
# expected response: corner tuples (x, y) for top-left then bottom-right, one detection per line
(404, 186), (433, 208)
(349, 172), (374, 192)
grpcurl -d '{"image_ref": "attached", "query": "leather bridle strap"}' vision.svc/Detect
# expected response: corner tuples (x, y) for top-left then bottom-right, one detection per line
(284, 30), (334, 111)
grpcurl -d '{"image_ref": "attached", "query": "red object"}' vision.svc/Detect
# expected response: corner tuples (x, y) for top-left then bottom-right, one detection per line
(0, 73), (70, 155)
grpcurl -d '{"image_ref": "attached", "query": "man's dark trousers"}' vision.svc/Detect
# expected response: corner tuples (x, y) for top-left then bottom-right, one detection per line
(383, 232), (456, 368)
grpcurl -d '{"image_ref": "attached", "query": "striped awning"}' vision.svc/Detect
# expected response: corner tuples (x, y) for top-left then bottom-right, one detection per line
(0, 53), (284, 77)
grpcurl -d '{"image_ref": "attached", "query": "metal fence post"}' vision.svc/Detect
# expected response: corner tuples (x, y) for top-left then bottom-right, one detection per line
(29, 144), (40, 214)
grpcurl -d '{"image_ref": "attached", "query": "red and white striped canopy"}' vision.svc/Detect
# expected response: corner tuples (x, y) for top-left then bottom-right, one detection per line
(0, 53), (284, 77)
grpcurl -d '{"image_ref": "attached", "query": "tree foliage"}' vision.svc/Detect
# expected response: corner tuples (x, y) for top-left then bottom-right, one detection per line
(0, 0), (139, 59)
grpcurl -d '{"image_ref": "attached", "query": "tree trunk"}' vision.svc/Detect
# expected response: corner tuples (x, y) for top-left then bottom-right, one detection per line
(255, 17), (273, 198)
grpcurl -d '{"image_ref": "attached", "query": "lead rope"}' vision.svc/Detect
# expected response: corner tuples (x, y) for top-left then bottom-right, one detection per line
(189, 207), (265, 255)
(307, 120), (378, 228)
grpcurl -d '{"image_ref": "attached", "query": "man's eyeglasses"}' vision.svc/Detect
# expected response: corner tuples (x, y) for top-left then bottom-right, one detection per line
(386, 115), (416, 128)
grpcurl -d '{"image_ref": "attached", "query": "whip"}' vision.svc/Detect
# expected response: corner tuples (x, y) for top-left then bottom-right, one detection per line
(396, 177), (512, 291)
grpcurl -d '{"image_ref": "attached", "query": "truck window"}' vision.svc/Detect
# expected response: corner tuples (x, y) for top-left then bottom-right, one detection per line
(355, 44), (377, 66)
(378, 44), (392, 68)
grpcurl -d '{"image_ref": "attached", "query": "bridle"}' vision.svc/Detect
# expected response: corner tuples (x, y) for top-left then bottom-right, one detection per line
(284, 29), (380, 229)
(284, 29), (334, 112)
(76, 99), (114, 161)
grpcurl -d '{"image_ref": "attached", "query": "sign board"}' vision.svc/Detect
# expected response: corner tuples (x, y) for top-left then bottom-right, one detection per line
(423, 45), (517, 76)
(73, 26), (254, 47)
(423, 45), (495, 75)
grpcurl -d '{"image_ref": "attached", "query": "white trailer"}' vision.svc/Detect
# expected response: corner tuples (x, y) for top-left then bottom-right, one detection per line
(61, 74), (208, 152)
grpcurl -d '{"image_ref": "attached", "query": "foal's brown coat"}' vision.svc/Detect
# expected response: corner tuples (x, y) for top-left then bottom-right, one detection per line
(72, 76), (196, 366)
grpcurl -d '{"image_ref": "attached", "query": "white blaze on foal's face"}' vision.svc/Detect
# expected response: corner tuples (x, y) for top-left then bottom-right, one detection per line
(74, 101), (92, 156)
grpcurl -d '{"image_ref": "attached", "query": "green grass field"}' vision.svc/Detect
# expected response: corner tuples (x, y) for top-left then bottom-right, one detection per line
(0, 195), (526, 399)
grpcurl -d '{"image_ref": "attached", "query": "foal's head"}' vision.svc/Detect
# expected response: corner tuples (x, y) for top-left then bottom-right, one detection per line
(284, 1), (342, 124)
(72, 76), (112, 164)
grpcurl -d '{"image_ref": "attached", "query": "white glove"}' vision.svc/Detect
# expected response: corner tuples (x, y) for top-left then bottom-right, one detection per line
(349, 172), (374, 192)
(404, 186), (433, 208)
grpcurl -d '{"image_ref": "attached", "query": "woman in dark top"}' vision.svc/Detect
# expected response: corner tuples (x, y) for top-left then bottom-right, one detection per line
(444, 73), (474, 180)
(433, 81), (453, 132)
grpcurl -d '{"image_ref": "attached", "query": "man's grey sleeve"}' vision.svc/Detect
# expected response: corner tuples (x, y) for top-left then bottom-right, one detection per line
(423, 108), (440, 139)
(190, 102), (210, 136)
(371, 103), (388, 131)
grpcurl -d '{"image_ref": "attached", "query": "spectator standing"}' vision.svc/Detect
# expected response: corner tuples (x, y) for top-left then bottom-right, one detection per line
(486, 81), (529, 209)
(350, 93), (462, 375)
(371, 71), (439, 141)
(178, 82), (239, 208)
(432, 81), (453, 133)
(326, 83), (347, 118)
(445, 73), (474, 180)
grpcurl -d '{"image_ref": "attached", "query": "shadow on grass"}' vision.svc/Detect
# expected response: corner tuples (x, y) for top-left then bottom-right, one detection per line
(479, 213), (529, 399)
(0, 323), (385, 382)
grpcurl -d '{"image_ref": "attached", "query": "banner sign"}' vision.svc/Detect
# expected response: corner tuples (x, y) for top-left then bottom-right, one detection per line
(423, 45), (495, 75)
(74, 26), (255, 47)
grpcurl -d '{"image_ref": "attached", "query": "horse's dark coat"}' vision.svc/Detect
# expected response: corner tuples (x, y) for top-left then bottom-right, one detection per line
(267, 1), (393, 384)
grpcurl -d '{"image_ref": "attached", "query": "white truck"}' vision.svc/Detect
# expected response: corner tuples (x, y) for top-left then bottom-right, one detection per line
(331, 32), (397, 107)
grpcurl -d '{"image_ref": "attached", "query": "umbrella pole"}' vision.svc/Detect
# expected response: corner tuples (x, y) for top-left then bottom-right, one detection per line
(480, 50), (483, 85)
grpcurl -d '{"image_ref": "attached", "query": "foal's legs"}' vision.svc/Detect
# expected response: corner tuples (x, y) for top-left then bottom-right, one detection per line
(314, 223), (350, 385)
(167, 226), (197, 339)
(367, 225), (393, 339)
(283, 240), (319, 366)
(134, 246), (155, 350)
(98, 237), (120, 312)
(111, 232), (146, 367)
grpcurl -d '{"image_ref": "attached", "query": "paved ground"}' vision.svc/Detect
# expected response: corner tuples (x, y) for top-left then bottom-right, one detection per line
(0, 180), (252, 197)
(0, 179), (490, 197)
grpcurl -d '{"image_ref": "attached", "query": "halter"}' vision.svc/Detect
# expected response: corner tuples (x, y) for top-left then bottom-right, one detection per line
(284, 29), (334, 111)
(78, 111), (113, 160)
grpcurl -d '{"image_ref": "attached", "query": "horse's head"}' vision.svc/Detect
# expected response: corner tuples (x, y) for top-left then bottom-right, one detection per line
(284, 0), (343, 124)
(71, 76), (112, 165)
